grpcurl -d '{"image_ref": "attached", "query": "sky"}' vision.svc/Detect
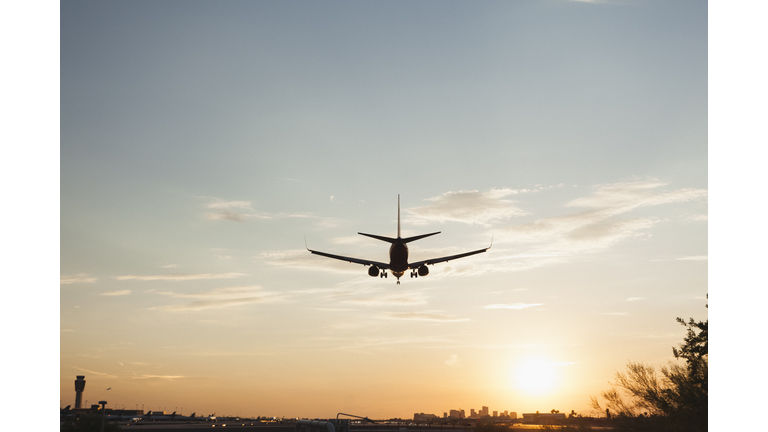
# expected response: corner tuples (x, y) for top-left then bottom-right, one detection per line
(55, 0), (712, 419)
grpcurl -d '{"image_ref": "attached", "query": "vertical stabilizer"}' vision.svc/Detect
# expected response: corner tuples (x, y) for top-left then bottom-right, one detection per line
(397, 194), (401, 238)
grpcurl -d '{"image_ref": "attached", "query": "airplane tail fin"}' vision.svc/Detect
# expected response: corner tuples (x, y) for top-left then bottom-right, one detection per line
(398, 194), (401, 238)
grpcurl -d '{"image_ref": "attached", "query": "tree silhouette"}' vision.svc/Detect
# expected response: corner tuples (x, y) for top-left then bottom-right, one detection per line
(591, 305), (707, 432)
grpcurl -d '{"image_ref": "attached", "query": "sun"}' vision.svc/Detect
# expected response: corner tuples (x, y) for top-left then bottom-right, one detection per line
(512, 356), (560, 395)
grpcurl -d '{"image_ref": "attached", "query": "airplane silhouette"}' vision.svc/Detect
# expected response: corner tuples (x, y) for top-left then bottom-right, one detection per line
(307, 195), (491, 284)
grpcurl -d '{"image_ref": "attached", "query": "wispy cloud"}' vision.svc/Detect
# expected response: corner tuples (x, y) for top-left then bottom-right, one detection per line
(73, 367), (117, 378)
(116, 272), (248, 281)
(406, 188), (530, 226)
(600, 312), (628, 316)
(341, 291), (428, 307)
(381, 311), (470, 322)
(60, 273), (97, 284)
(499, 180), (707, 254)
(153, 285), (285, 311)
(445, 354), (460, 367)
(202, 197), (319, 222)
(132, 375), (185, 380)
(101, 290), (131, 296)
(484, 303), (543, 310)
(260, 249), (365, 274)
(627, 297), (644, 301)
(675, 255), (708, 261)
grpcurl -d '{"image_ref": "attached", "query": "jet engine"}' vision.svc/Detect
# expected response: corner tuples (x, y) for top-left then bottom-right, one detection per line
(368, 265), (380, 277)
(417, 265), (429, 277)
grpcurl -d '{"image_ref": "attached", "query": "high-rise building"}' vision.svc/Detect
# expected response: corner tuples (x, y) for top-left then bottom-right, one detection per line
(470, 409), (476, 417)
(481, 406), (489, 417)
(493, 411), (498, 417)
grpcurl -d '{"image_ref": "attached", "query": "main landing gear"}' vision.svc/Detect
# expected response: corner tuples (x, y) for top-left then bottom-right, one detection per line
(379, 271), (388, 279)
(410, 270), (419, 278)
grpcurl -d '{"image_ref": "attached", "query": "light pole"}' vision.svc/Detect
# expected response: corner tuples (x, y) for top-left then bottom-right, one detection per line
(99, 401), (107, 432)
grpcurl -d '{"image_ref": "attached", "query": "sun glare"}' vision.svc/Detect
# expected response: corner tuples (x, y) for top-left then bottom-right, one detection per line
(512, 356), (560, 395)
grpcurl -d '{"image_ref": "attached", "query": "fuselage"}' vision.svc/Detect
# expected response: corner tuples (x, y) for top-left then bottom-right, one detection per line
(389, 239), (409, 275)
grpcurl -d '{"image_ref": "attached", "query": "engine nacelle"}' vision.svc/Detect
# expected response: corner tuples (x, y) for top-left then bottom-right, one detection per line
(368, 265), (380, 277)
(417, 265), (429, 277)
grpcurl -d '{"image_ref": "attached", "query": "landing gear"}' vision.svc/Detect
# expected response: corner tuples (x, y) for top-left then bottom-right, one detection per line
(380, 271), (388, 278)
(410, 270), (418, 278)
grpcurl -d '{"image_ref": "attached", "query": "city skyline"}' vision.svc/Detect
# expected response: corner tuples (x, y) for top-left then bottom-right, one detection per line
(58, 0), (707, 420)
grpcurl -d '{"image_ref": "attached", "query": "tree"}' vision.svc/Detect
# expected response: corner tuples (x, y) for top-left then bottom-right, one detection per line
(590, 310), (707, 432)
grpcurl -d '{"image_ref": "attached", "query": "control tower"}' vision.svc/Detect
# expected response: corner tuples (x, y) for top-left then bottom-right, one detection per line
(74, 376), (86, 409)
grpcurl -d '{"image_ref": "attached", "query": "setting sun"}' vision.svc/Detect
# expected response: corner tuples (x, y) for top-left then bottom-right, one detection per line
(512, 357), (561, 396)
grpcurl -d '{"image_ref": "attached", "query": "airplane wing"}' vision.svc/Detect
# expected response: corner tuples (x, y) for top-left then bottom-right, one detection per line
(307, 247), (390, 269)
(408, 243), (491, 269)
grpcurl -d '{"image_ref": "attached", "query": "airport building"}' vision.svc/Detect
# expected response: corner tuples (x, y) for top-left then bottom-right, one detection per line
(522, 412), (566, 425)
(413, 413), (440, 422)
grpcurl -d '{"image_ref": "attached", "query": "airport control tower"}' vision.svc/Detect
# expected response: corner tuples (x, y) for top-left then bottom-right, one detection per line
(74, 375), (86, 409)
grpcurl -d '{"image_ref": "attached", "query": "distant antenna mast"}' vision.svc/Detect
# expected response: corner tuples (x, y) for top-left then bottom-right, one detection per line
(397, 194), (401, 238)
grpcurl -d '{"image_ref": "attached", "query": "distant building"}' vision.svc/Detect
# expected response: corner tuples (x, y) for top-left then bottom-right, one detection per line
(492, 411), (498, 417)
(448, 409), (465, 419)
(470, 409), (476, 417)
(509, 412), (517, 420)
(481, 406), (489, 417)
(443, 413), (447, 418)
(522, 413), (566, 425)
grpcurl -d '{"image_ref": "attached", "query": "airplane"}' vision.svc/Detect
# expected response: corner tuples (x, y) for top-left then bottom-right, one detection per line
(307, 195), (491, 284)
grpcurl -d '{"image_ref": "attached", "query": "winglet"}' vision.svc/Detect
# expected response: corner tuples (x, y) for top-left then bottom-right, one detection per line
(304, 236), (309, 251)
(488, 235), (494, 249)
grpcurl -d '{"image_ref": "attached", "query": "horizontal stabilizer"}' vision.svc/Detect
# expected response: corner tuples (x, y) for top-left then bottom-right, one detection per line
(401, 231), (441, 243)
(358, 232), (398, 243)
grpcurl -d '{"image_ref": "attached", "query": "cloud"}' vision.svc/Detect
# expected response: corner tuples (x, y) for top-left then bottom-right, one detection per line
(116, 272), (248, 281)
(484, 303), (543, 310)
(206, 209), (249, 222)
(206, 200), (253, 210)
(381, 311), (470, 322)
(260, 249), (367, 274)
(406, 189), (530, 226)
(201, 197), (321, 222)
(73, 367), (117, 378)
(60, 273), (97, 284)
(159, 264), (179, 268)
(600, 312), (628, 316)
(100, 290), (131, 296)
(340, 290), (428, 307)
(132, 375), (185, 380)
(499, 180), (707, 253)
(627, 297), (644, 301)
(675, 255), (708, 261)
(445, 354), (459, 367)
(153, 285), (285, 311)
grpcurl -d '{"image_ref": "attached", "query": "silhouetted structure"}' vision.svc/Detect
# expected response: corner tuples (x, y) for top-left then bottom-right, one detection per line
(74, 376), (86, 409)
